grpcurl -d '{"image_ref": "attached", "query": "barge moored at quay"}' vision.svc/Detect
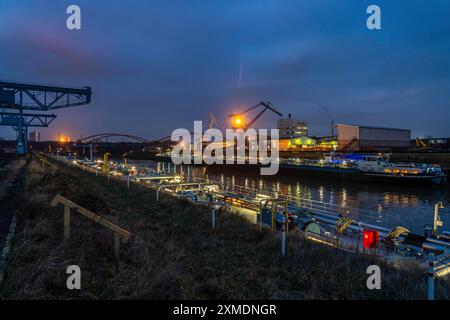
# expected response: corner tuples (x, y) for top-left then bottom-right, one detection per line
(155, 153), (448, 186)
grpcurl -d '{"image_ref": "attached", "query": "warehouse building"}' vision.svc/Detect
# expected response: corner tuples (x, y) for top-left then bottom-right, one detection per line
(334, 124), (411, 150)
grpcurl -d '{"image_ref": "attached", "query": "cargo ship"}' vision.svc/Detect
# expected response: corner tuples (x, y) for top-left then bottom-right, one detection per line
(279, 153), (448, 185)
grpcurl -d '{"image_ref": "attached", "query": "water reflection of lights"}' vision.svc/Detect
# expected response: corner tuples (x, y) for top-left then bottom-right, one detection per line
(319, 186), (324, 202)
(401, 195), (410, 207)
(377, 204), (383, 214)
(384, 194), (390, 205)
(393, 194), (399, 205)
(342, 189), (347, 208)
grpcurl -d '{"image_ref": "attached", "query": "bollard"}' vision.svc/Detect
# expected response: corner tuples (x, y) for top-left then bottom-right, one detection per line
(156, 189), (159, 202)
(127, 175), (130, 190)
(96, 167), (98, 176)
(108, 172), (110, 181)
(428, 252), (436, 300)
(211, 208), (216, 229)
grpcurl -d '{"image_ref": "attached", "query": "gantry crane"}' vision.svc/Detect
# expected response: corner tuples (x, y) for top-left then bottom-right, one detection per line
(228, 101), (282, 130)
(0, 81), (91, 155)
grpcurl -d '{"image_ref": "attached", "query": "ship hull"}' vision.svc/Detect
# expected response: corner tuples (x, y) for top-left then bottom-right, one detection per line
(278, 164), (447, 185)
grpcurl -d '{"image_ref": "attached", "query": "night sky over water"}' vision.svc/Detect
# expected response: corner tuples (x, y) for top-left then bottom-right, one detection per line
(1, 0), (449, 140)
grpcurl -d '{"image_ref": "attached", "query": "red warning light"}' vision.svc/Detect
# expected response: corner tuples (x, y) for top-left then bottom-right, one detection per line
(363, 229), (379, 249)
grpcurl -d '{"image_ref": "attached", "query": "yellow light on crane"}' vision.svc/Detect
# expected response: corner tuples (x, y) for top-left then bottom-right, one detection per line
(232, 115), (245, 128)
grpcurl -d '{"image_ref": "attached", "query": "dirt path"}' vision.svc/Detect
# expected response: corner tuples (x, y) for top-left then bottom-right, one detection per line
(0, 158), (27, 248)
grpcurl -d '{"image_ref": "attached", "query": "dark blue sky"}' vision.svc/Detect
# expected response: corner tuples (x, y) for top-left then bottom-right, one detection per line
(1, 0), (449, 140)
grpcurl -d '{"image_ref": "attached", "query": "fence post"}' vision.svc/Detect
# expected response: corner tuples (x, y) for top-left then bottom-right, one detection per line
(428, 252), (436, 300)
(64, 206), (71, 240)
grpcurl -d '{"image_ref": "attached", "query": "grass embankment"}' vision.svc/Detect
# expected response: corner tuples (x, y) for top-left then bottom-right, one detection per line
(2, 157), (450, 299)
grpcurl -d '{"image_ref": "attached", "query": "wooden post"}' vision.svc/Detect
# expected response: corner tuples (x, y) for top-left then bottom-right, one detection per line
(114, 232), (120, 259)
(64, 206), (71, 239)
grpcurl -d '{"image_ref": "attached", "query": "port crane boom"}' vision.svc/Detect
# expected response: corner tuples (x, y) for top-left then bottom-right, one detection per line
(228, 101), (282, 129)
(0, 80), (91, 154)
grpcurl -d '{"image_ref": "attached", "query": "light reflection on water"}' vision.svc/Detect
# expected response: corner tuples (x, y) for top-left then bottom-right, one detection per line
(134, 160), (450, 234)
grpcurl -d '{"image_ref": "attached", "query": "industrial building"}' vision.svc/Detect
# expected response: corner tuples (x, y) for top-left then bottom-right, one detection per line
(277, 114), (308, 139)
(334, 124), (411, 150)
(277, 114), (339, 151)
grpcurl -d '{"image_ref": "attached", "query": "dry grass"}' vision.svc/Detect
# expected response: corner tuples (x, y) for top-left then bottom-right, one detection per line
(2, 157), (450, 299)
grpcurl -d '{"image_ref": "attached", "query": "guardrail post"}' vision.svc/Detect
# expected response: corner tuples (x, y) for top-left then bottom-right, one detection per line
(428, 252), (436, 300)
(64, 206), (71, 240)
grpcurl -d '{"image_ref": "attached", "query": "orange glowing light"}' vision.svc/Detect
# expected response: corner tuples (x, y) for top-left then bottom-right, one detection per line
(59, 135), (70, 143)
(232, 115), (245, 128)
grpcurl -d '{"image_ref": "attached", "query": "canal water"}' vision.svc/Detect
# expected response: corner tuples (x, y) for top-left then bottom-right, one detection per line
(131, 160), (450, 234)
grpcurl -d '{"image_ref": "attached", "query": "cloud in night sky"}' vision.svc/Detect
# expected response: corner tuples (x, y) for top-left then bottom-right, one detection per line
(0, 0), (449, 140)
